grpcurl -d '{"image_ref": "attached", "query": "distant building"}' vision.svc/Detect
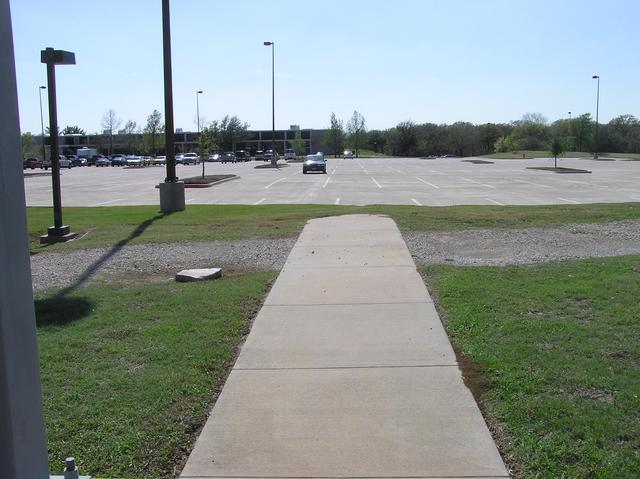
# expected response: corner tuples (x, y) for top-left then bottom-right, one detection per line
(36, 126), (331, 158)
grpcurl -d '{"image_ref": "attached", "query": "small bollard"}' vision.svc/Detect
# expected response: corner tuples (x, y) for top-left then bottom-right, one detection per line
(63, 457), (79, 479)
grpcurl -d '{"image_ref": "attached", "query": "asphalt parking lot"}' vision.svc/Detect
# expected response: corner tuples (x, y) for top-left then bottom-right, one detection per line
(24, 156), (640, 207)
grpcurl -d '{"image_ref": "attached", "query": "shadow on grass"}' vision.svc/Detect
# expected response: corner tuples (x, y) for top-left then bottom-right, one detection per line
(35, 296), (93, 326)
(54, 211), (173, 298)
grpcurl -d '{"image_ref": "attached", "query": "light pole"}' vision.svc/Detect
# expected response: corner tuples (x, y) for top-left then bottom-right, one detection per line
(38, 85), (46, 162)
(263, 41), (275, 164)
(592, 75), (600, 159)
(159, 0), (185, 212)
(568, 111), (571, 120)
(196, 90), (203, 134)
(40, 47), (77, 243)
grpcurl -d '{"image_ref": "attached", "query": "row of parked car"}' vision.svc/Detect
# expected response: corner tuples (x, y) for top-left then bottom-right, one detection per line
(23, 148), (303, 171)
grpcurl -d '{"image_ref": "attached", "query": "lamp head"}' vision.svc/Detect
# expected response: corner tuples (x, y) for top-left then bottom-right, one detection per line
(592, 75), (599, 79)
(197, 90), (203, 94)
(264, 41), (273, 46)
(40, 85), (46, 89)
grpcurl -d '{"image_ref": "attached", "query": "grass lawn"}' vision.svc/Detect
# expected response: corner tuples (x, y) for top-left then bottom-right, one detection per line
(37, 270), (276, 478)
(420, 257), (640, 477)
(27, 202), (640, 253)
(483, 150), (640, 160)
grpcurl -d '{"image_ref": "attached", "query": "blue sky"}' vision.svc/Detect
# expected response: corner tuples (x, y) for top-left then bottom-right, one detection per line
(11, 0), (640, 134)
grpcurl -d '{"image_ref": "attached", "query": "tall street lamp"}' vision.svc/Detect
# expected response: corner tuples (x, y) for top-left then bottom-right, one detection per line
(40, 47), (77, 244)
(263, 41), (275, 163)
(196, 90), (203, 134)
(592, 75), (600, 159)
(159, 0), (185, 212)
(38, 85), (46, 162)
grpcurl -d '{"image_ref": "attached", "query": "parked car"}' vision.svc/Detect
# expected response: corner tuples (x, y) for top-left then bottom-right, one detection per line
(67, 155), (87, 167)
(57, 155), (73, 169)
(343, 149), (353, 159)
(207, 153), (221, 162)
(221, 152), (236, 163)
(235, 150), (250, 162)
(316, 151), (325, 160)
(177, 152), (200, 165)
(91, 154), (109, 166)
(284, 148), (296, 161)
(141, 156), (154, 166)
(255, 150), (265, 161)
(125, 155), (144, 167)
(95, 156), (111, 167)
(263, 149), (279, 162)
(153, 156), (166, 165)
(23, 157), (43, 169)
(110, 155), (127, 166)
(302, 154), (326, 174)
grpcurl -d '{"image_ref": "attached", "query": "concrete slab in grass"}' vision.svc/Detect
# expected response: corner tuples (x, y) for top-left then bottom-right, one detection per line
(179, 367), (508, 478)
(264, 266), (432, 305)
(175, 268), (221, 282)
(236, 303), (456, 369)
(283, 244), (415, 268)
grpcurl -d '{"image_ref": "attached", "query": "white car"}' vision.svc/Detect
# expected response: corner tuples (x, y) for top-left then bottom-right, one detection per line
(343, 149), (353, 159)
(284, 148), (296, 161)
(178, 152), (200, 165)
(125, 155), (144, 167)
(58, 155), (72, 169)
(153, 156), (166, 165)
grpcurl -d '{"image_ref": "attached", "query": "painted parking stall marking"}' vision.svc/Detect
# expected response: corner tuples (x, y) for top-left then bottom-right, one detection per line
(416, 177), (440, 189)
(265, 177), (287, 189)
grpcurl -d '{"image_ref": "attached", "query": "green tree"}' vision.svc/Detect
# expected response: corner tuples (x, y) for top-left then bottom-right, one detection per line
(210, 115), (250, 152)
(142, 110), (164, 156)
(323, 112), (344, 157)
(511, 112), (549, 150)
(494, 135), (517, 153)
(387, 121), (418, 157)
(367, 129), (386, 154)
(21, 132), (38, 158)
(549, 137), (565, 168)
(570, 114), (593, 152)
(61, 125), (86, 135)
(289, 131), (305, 158)
(346, 110), (366, 157)
(198, 124), (220, 177)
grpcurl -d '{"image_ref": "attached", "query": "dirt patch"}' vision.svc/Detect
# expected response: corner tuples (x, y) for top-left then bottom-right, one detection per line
(572, 386), (614, 403)
(463, 159), (494, 164)
(182, 174), (236, 185)
(526, 166), (592, 173)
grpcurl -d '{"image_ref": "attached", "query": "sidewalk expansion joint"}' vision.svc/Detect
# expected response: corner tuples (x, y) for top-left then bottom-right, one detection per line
(264, 301), (432, 307)
(233, 364), (459, 371)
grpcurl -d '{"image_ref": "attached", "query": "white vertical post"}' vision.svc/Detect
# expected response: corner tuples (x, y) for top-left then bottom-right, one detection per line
(0, 0), (50, 477)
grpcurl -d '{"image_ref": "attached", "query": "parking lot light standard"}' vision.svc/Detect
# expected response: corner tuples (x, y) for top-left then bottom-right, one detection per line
(264, 41), (275, 161)
(40, 47), (77, 243)
(592, 75), (600, 159)
(38, 85), (46, 162)
(196, 90), (203, 134)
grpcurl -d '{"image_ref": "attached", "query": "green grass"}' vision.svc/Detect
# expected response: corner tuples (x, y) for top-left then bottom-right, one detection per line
(28, 202), (640, 253)
(483, 150), (640, 160)
(420, 257), (640, 478)
(37, 270), (276, 478)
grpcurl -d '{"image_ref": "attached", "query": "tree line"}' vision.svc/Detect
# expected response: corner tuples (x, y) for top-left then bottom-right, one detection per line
(364, 112), (640, 157)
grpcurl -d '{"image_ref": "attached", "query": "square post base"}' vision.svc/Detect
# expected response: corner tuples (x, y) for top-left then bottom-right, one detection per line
(40, 225), (77, 244)
(159, 181), (185, 213)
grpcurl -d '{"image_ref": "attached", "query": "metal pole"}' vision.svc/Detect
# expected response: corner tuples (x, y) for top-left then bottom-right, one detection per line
(163, 0), (176, 182)
(593, 76), (600, 159)
(45, 50), (63, 230)
(271, 43), (275, 153)
(196, 91), (201, 134)
(38, 86), (46, 161)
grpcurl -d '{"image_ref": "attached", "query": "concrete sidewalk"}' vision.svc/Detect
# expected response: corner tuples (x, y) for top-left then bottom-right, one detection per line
(180, 215), (509, 478)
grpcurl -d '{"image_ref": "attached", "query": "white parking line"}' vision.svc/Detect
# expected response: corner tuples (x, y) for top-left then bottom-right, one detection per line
(335, 197), (340, 205)
(322, 176), (331, 188)
(485, 198), (504, 206)
(331, 167), (337, 175)
(89, 199), (123, 206)
(371, 177), (382, 188)
(265, 177), (287, 189)
(186, 198), (195, 203)
(411, 198), (422, 206)
(557, 197), (581, 204)
(254, 198), (266, 205)
(416, 177), (440, 189)
(513, 179), (552, 188)
(461, 177), (496, 189)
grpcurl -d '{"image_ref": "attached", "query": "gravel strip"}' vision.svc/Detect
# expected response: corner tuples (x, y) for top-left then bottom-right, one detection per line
(31, 238), (296, 291)
(31, 220), (640, 291)
(404, 220), (640, 266)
